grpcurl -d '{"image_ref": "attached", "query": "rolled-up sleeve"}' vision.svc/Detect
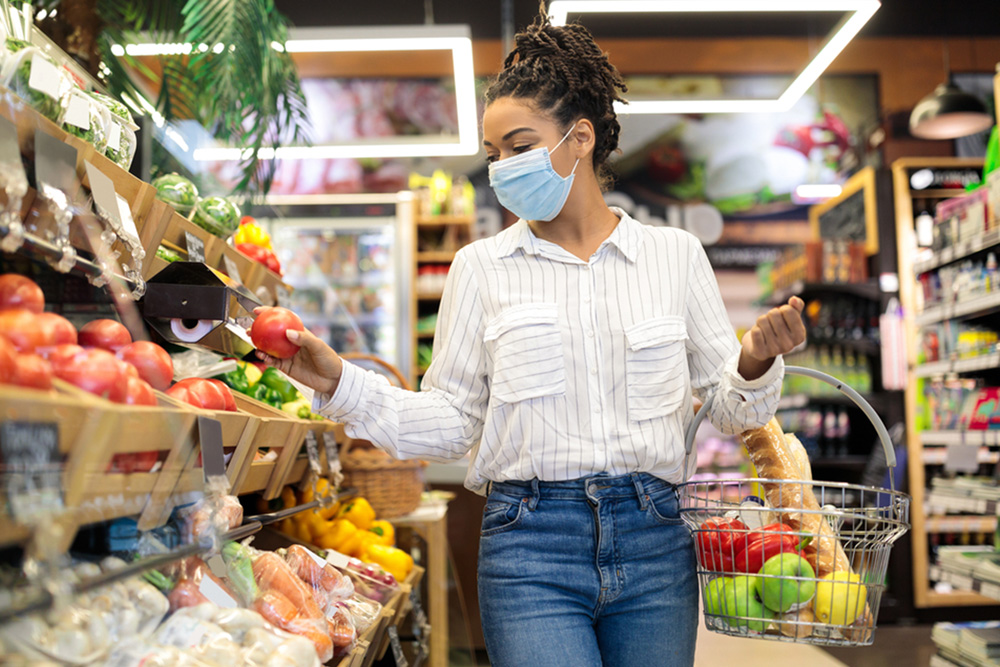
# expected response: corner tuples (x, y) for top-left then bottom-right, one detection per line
(684, 238), (783, 435)
(313, 249), (488, 462)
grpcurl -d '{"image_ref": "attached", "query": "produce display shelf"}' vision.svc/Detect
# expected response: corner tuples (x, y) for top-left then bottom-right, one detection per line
(806, 336), (881, 357)
(929, 566), (1000, 605)
(914, 228), (1000, 274)
(915, 290), (1000, 327)
(914, 352), (1000, 377)
(926, 492), (999, 516)
(762, 279), (882, 307)
(920, 430), (1000, 446)
(922, 447), (999, 465)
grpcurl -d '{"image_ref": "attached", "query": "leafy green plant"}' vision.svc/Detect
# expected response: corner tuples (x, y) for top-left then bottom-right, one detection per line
(33, 0), (309, 195)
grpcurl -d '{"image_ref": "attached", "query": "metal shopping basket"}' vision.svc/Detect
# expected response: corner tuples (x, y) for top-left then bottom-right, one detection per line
(678, 366), (910, 647)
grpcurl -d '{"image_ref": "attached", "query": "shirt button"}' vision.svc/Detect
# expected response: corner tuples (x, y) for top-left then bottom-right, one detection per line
(583, 265), (591, 271)
(590, 367), (598, 375)
(593, 406), (600, 414)
(586, 329), (594, 337)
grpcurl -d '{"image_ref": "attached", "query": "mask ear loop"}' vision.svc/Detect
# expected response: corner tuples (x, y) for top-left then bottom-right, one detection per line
(554, 123), (581, 177)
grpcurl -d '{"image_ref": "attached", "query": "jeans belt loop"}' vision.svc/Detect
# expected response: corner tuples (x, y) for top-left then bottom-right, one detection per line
(631, 473), (648, 510)
(527, 478), (540, 510)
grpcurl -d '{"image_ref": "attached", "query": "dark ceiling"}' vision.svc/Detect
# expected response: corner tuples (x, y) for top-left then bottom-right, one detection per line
(274, 1), (1000, 39)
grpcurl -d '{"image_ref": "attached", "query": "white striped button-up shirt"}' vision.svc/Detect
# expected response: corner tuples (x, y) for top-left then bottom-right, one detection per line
(315, 209), (783, 494)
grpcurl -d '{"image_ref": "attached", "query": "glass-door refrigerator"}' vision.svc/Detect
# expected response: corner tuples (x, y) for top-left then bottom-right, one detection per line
(261, 194), (413, 383)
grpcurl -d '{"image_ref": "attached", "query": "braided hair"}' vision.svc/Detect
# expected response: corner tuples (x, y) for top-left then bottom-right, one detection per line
(485, 7), (628, 190)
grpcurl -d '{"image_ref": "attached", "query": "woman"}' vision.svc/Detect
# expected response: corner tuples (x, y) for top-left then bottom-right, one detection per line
(258, 11), (805, 667)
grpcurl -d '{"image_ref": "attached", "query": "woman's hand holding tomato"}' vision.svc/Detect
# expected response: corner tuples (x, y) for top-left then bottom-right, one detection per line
(251, 307), (343, 397)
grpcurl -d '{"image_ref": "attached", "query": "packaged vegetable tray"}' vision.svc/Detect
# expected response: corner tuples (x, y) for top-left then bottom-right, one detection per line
(0, 46), (66, 122)
(59, 86), (111, 152)
(153, 173), (200, 217)
(192, 196), (241, 238)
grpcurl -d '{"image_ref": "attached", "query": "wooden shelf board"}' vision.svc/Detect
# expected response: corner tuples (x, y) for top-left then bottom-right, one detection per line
(416, 215), (475, 226)
(417, 251), (457, 262)
(415, 330), (436, 339)
(924, 590), (1000, 607)
(910, 189), (976, 199)
(416, 291), (444, 300)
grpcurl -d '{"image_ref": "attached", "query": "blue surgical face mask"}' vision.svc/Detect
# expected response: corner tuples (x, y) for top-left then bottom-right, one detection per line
(488, 124), (580, 222)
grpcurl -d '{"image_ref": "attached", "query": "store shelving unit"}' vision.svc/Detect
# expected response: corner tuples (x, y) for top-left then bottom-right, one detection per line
(411, 203), (475, 386)
(893, 156), (999, 611)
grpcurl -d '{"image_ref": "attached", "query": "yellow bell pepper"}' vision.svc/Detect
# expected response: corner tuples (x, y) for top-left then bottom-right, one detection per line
(340, 526), (381, 558)
(237, 360), (263, 387)
(302, 478), (340, 520)
(360, 543), (413, 582)
(315, 518), (357, 552)
(368, 520), (395, 547)
(337, 497), (376, 531)
(280, 485), (298, 511)
(278, 517), (294, 535)
(293, 519), (313, 544)
(233, 220), (273, 250)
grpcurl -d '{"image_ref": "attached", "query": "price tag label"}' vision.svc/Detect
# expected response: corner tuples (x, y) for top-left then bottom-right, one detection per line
(85, 161), (120, 224)
(185, 231), (206, 263)
(304, 547), (328, 570)
(107, 120), (122, 152)
(387, 625), (409, 667)
(410, 587), (428, 635)
(275, 284), (290, 307)
(199, 575), (237, 608)
(1, 421), (62, 522)
(321, 431), (340, 477)
(65, 94), (90, 130)
(0, 115), (21, 165)
(223, 255), (243, 285)
(28, 54), (62, 100)
(35, 130), (79, 197)
(305, 430), (321, 475)
(198, 416), (226, 481)
(945, 444), (980, 473)
(325, 549), (351, 569)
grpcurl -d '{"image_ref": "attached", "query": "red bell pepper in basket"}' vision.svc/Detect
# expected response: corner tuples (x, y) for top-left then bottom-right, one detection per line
(696, 517), (749, 573)
(733, 523), (798, 574)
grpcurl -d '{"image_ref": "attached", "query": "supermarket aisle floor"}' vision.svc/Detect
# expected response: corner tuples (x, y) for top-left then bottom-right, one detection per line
(694, 623), (847, 666)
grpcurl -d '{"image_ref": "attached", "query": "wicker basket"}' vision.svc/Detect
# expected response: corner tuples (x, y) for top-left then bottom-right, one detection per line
(338, 353), (426, 519)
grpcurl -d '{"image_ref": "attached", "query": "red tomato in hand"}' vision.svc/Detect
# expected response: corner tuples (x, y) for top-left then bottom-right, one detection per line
(123, 376), (157, 406)
(12, 353), (53, 390)
(0, 309), (42, 353)
(249, 307), (304, 359)
(118, 341), (174, 391)
(79, 319), (132, 352)
(35, 312), (77, 348)
(0, 274), (44, 313)
(0, 335), (16, 383)
(52, 347), (127, 402)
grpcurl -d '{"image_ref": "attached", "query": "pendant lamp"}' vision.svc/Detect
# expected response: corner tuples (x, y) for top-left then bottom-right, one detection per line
(909, 83), (994, 140)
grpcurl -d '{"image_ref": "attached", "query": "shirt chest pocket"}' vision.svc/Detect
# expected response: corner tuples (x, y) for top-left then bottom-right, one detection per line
(484, 303), (567, 404)
(624, 316), (689, 421)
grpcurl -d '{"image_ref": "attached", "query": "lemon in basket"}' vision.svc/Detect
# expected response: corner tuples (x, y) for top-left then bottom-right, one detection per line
(813, 571), (866, 626)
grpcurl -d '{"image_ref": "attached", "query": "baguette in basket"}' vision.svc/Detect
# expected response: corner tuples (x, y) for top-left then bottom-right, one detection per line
(740, 418), (873, 641)
(740, 418), (851, 578)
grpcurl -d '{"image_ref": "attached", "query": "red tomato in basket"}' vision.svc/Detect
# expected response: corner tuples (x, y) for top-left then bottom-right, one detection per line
(0, 335), (16, 383)
(0, 274), (44, 313)
(110, 451), (159, 473)
(42, 343), (84, 365)
(207, 378), (237, 411)
(12, 353), (53, 390)
(123, 376), (157, 406)
(35, 312), (78, 348)
(52, 347), (128, 402)
(167, 377), (235, 411)
(117, 341), (174, 391)
(249, 307), (303, 359)
(79, 318), (132, 352)
(0, 309), (43, 352)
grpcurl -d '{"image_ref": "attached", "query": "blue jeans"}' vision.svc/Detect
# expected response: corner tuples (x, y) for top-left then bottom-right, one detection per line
(477, 473), (699, 667)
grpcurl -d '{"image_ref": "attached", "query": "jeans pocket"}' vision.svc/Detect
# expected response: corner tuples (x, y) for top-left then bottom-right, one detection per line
(645, 487), (684, 525)
(481, 499), (525, 536)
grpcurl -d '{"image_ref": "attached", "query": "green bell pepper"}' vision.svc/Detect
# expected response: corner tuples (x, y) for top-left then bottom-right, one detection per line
(259, 367), (300, 403)
(216, 365), (251, 395)
(251, 383), (283, 407)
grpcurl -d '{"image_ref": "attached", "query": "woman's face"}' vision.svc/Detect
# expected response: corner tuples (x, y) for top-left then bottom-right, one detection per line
(482, 97), (579, 178)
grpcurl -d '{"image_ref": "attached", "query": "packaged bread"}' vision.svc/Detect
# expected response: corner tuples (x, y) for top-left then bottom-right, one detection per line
(739, 419), (851, 579)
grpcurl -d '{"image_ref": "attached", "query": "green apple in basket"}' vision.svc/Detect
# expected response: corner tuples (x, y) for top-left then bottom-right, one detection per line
(755, 552), (816, 613)
(703, 576), (734, 627)
(724, 575), (775, 633)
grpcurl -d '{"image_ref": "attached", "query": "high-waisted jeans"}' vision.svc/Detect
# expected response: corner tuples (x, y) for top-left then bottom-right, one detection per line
(477, 472), (699, 667)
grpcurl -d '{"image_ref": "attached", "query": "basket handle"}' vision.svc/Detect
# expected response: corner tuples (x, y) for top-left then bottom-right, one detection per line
(684, 365), (896, 468)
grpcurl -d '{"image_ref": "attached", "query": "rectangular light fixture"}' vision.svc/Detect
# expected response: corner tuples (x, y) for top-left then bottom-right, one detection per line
(115, 25), (478, 162)
(549, 0), (880, 115)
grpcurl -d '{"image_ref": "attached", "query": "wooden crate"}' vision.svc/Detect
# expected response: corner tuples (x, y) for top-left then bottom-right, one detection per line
(375, 565), (425, 660)
(232, 393), (308, 500)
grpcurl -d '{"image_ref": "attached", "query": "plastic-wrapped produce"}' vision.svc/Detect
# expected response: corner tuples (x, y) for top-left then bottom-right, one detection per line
(152, 173), (200, 216)
(191, 196), (241, 239)
(338, 593), (382, 634)
(283, 544), (354, 614)
(104, 117), (137, 169)
(250, 551), (332, 662)
(182, 494), (244, 543)
(59, 87), (110, 151)
(0, 46), (66, 122)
